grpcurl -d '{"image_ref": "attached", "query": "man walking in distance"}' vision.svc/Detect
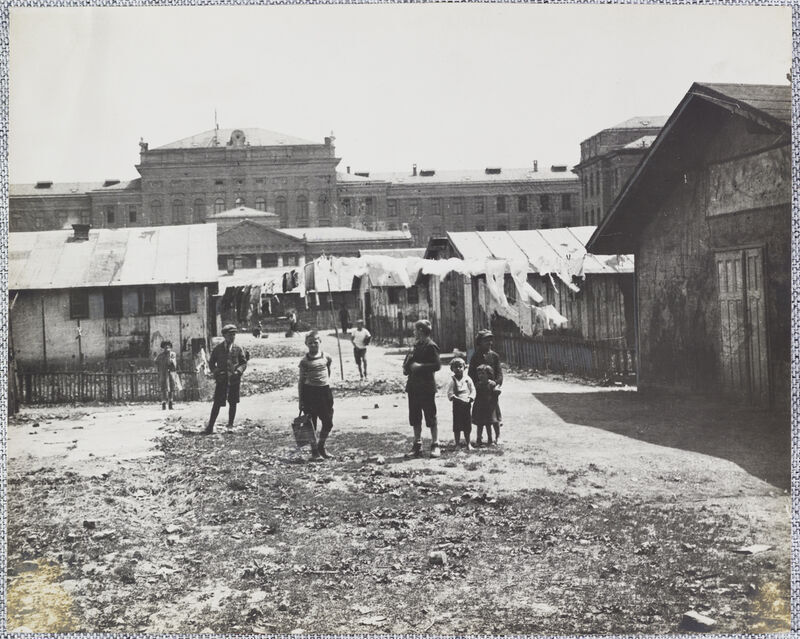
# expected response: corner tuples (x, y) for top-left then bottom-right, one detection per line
(403, 319), (442, 458)
(203, 324), (248, 434)
(154, 340), (182, 410)
(350, 318), (372, 380)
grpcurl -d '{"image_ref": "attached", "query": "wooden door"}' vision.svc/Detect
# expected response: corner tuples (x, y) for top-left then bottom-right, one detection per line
(715, 248), (769, 404)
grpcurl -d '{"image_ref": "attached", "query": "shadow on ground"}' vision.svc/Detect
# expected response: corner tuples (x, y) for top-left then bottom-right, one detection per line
(533, 390), (790, 489)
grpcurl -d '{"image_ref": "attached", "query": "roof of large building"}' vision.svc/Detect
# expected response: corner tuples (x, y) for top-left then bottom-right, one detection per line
(207, 205), (278, 220)
(279, 226), (412, 243)
(340, 166), (577, 186)
(9, 224), (219, 290)
(10, 179), (140, 197)
(609, 116), (669, 130)
(588, 82), (791, 255)
(360, 247), (426, 258)
(446, 226), (633, 275)
(154, 127), (319, 150)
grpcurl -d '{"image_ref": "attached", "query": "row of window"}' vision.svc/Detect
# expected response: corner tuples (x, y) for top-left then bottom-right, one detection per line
(218, 254), (301, 270)
(381, 193), (572, 218)
(69, 286), (191, 320)
(147, 175), (332, 190)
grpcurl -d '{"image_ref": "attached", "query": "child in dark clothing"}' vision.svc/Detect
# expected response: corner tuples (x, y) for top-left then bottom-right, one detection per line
(447, 357), (476, 450)
(472, 364), (501, 446)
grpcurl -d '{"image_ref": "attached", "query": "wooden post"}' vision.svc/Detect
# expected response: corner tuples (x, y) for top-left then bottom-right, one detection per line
(463, 273), (474, 352)
(326, 278), (345, 380)
(41, 295), (48, 371)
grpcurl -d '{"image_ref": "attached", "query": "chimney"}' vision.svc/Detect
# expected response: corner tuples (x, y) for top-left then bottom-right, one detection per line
(72, 223), (91, 241)
(401, 222), (411, 235)
(533, 160), (538, 172)
(347, 166), (351, 174)
(412, 164), (417, 177)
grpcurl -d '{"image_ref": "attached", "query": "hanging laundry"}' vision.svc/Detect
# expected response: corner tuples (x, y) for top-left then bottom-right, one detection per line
(531, 306), (548, 336)
(509, 260), (544, 304)
(543, 304), (569, 329)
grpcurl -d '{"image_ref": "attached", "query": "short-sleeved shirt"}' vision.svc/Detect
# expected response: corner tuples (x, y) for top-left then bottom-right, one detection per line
(299, 351), (333, 387)
(350, 327), (372, 350)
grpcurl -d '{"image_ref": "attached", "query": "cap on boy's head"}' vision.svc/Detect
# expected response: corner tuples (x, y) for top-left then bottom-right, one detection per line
(305, 329), (320, 343)
(222, 324), (238, 335)
(476, 329), (494, 344)
(414, 319), (432, 335)
(450, 357), (465, 369)
(356, 318), (364, 325)
(160, 340), (172, 349)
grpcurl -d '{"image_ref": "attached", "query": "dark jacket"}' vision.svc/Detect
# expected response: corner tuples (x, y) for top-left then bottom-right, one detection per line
(468, 349), (503, 387)
(403, 337), (441, 394)
(209, 341), (248, 384)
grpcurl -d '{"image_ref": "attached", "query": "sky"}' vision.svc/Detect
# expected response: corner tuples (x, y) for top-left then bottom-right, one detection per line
(8, 4), (792, 184)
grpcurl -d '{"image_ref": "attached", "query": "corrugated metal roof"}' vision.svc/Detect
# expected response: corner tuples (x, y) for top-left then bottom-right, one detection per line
(609, 116), (669, 130)
(360, 248), (426, 258)
(447, 227), (633, 275)
(279, 227), (412, 242)
(10, 224), (219, 290)
(362, 167), (578, 185)
(154, 128), (318, 150)
(207, 206), (278, 219)
(694, 82), (791, 126)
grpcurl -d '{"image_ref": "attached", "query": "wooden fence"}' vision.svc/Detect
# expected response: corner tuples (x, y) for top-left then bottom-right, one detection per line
(19, 370), (201, 405)
(493, 332), (636, 380)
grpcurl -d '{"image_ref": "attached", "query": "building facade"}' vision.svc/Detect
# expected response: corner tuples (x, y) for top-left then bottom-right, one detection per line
(572, 116), (667, 226)
(11, 128), (580, 247)
(588, 83), (791, 409)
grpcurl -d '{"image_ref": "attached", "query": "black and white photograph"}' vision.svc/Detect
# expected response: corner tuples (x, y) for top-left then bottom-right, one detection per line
(5, 3), (793, 635)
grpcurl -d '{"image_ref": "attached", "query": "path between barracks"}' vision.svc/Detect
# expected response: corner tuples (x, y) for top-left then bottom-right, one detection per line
(7, 331), (790, 635)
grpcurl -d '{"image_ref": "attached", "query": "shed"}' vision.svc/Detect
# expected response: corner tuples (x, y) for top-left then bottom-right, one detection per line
(587, 82), (791, 407)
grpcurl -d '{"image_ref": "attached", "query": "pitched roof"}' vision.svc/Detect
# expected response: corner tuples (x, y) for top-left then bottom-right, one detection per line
(10, 179), (142, 197)
(154, 127), (318, 150)
(279, 227), (413, 243)
(445, 227), (633, 275)
(207, 205), (278, 220)
(587, 82), (792, 255)
(355, 167), (577, 186)
(9, 224), (219, 290)
(360, 248), (426, 258)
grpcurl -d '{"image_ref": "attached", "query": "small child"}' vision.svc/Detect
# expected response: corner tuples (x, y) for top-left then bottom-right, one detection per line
(472, 364), (501, 446)
(298, 330), (336, 461)
(447, 357), (476, 450)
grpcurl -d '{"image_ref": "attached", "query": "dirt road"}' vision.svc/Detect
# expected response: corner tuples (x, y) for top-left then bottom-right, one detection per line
(7, 331), (791, 634)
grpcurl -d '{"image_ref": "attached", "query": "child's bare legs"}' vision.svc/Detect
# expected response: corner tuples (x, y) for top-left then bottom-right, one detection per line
(492, 422), (500, 444)
(464, 425), (472, 450)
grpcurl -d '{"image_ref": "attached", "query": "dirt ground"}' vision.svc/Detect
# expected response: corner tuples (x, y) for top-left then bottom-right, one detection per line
(7, 331), (791, 634)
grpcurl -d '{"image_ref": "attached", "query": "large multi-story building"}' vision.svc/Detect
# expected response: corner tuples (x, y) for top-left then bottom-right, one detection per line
(572, 116), (667, 226)
(10, 127), (580, 247)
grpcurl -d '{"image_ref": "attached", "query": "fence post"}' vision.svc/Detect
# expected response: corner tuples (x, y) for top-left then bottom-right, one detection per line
(24, 373), (31, 404)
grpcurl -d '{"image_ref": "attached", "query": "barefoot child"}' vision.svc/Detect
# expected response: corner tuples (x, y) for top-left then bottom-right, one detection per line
(447, 357), (475, 449)
(298, 330), (336, 461)
(472, 364), (501, 446)
(468, 329), (504, 443)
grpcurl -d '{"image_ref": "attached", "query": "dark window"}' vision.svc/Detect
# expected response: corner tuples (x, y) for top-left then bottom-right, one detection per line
(172, 200), (184, 223)
(255, 197), (266, 211)
(319, 194), (329, 219)
(172, 286), (190, 314)
(498, 222), (508, 231)
(103, 289), (123, 318)
(283, 254), (299, 266)
(261, 253), (279, 267)
(105, 205), (116, 225)
(496, 196), (506, 213)
(214, 179), (224, 186)
(319, 219), (331, 227)
(214, 198), (225, 214)
(431, 198), (441, 216)
(80, 209), (90, 225)
(540, 194), (551, 212)
(387, 200), (398, 217)
(474, 197), (484, 214)
(561, 193), (572, 210)
(408, 199), (419, 217)
(70, 290), (90, 319)
(476, 223), (485, 231)
(518, 219), (529, 230)
(407, 286), (419, 305)
(139, 287), (156, 315)
(151, 201), (162, 222)
(128, 206), (137, 223)
(453, 197), (464, 215)
(365, 197), (374, 216)
(276, 197), (287, 224)
(218, 255), (230, 270)
(541, 216), (552, 229)
(193, 198), (205, 221)
(341, 198), (351, 216)
(387, 223), (397, 230)
(297, 195), (309, 226)
(388, 288), (401, 304)
(518, 195), (528, 212)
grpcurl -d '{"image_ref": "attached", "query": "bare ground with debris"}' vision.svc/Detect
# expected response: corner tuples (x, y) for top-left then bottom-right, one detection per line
(7, 333), (790, 634)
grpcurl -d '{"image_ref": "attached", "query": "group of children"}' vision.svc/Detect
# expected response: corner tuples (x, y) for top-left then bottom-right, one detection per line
(296, 321), (503, 462)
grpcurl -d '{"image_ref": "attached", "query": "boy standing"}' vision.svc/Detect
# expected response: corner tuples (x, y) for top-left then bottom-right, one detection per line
(447, 357), (475, 450)
(403, 319), (442, 459)
(298, 330), (336, 461)
(203, 325), (248, 434)
(350, 318), (372, 380)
